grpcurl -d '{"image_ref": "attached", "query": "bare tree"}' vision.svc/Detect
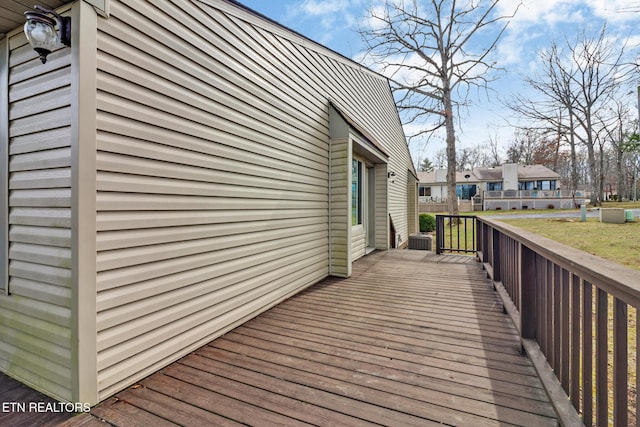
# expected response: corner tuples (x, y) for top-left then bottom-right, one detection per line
(505, 129), (538, 164)
(433, 149), (448, 169)
(505, 51), (581, 193)
(510, 25), (636, 205)
(359, 0), (517, 214)
(596, 100), (634, 201)
(484, 126), (504, 166)
(434, 144), (499, 171)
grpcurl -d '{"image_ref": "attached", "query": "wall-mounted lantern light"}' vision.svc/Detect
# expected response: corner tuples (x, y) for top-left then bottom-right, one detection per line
(387, 171), (396, 179)
(24, 5), (71, 64)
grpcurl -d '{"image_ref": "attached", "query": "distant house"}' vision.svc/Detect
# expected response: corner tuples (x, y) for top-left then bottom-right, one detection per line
(419, 163), (586, 211)
(0, 0), (417, 405)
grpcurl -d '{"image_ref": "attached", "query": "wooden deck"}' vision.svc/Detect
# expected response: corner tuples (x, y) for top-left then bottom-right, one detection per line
(8, 250), (557, 426)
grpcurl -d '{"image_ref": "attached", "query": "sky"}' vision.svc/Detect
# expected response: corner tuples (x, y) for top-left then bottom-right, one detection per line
(237, 0), (639, 167)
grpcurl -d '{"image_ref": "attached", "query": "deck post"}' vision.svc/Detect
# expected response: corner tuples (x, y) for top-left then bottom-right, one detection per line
(435, 215), (443, 255)
(479, 219), (488, 263)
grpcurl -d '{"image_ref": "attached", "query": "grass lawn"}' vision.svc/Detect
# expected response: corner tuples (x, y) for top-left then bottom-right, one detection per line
(498, 217), (640, 271)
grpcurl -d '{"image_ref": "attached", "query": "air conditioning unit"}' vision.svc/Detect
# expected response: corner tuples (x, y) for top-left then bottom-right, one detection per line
(409, 233), (432, 250)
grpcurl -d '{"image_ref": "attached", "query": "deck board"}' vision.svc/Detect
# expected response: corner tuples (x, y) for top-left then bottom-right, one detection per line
(3, 250), (558, 426)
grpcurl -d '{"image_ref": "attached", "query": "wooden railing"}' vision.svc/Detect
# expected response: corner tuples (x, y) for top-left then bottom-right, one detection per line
(476, 216), (640, 426)
(435, 214), (477, 255)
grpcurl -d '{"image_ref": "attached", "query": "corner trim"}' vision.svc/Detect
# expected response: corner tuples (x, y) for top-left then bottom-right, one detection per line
(0, 37), (8, 295)
(71, 1), (98, 405)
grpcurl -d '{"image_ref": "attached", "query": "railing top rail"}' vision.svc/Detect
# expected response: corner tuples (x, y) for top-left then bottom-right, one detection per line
(477, 217), (640, 308)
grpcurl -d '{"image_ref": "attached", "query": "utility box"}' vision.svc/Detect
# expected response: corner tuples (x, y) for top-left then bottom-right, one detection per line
(600, 208), (625, 224)
(625, 210), (635, 222)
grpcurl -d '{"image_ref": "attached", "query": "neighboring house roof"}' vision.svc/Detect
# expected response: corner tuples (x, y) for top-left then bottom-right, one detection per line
(472, 167), (502, 181)
(512, 164), (561, 180)
(419, 164), (561, 184)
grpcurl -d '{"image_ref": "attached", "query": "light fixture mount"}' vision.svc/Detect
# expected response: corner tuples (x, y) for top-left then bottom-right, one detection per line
(24, 5), (71, 64)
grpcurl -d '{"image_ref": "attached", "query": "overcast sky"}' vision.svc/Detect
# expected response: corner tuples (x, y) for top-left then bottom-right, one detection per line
(238, 0), (639, 166)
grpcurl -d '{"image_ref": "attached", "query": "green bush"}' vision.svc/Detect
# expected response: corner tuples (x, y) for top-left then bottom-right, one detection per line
(419, 213), (436, 232)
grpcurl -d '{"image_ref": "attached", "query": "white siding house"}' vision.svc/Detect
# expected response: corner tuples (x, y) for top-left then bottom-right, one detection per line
(0, 0), (417, 405)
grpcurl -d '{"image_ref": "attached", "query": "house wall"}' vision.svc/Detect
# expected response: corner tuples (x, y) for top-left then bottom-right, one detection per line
(0, 29), (74, 401)
(0, 0), (415, 404)
(92, 0), (413, 400)
(351, 225), (366, 260)
(94, 0), (330, 400)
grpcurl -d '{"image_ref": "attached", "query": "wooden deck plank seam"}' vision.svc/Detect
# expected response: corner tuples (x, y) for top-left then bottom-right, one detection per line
(201, 336), (556, 426)
(245, 313), (535, 369)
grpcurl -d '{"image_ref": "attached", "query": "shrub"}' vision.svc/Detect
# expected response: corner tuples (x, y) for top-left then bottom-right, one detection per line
(419, 213), (436, 232)
(547, 204), (555, 209)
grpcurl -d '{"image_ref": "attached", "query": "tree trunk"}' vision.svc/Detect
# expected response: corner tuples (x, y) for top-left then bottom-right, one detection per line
(444, 90), (458, 215)
(567, 112), (580, 207)
(598, 145), (605, 202)
(586, 143), (600, 206)
(570, 138), (578, 192)
(616, 148), (624, 201)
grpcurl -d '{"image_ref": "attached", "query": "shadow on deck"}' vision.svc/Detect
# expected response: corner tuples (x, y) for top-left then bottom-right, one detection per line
(5, 250), (558, 426)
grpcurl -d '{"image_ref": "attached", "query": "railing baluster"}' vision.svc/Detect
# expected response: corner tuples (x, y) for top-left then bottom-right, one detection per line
(462, 217), (467, 252)
(512, 238), (516, 303)
(520, 245), (536, 342)
(547, 260), (554, 368)
(492, 228), (501, 283)
(596, 288), (608, 427)
(613, 297), (628, 426)
(583, 280), (593, 426)
(471, 218), (475, 254)
(553, 264), (561, 376)
(537, 254), (545, 351)
(540, 258), (548, 360)
(448, 217), (453, 252)
(561, 268), (570, 393)
(570, 274), (580, 410)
